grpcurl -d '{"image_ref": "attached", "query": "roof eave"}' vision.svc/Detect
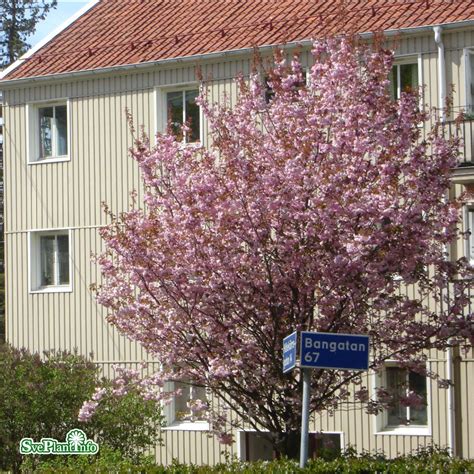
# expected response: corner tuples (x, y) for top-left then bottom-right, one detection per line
(2, 18), (474, 87)
(1, 41), (302, 87)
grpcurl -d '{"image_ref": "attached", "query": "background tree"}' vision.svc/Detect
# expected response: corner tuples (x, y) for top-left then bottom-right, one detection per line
(92, 38), (474, 457)
(0, 0), (57, 67)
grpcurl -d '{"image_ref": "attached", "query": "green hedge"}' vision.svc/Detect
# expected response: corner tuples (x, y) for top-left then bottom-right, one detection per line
(29, 447), (474, 473)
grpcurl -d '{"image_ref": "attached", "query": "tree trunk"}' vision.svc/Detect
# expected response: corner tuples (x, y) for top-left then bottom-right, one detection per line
(8, 0), (18, 65)
(274, 430), (301, 459)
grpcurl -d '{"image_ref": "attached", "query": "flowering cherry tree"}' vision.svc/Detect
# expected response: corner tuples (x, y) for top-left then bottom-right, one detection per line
(89, 38), (474, 456)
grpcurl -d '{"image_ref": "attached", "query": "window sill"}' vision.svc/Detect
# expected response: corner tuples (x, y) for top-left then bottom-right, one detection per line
(162, 421), (209, 431)
(28, 156), (70, 165)
(30, 285), (72, 294)
(375, 426), (431, 436)
(178, 142), (202, 150)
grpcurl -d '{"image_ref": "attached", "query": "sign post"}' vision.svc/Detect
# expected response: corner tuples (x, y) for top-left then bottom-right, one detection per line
(299, 368), (311, 468)
(282, 331), (370, 468)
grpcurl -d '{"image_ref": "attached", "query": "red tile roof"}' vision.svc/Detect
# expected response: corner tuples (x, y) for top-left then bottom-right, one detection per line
(3, 0), (474, 81)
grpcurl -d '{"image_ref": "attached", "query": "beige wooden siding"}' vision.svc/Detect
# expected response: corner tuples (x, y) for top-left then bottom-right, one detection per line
(3, 31), (474, 463)
(458, 349), (474, 458)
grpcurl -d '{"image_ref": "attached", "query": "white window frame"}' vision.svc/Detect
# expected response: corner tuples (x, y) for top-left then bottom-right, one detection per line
(162, 380), (209, 431)
(27, 99), (71, 164)
(237, 430), (344, 461)
(464, 205), (474, 265)
(373, 363), (431, 436)
(390, 55), (423, 103)
(28, 228), (73, 294)
(464, 48), (474, 114)
(155, 84), (203, 146)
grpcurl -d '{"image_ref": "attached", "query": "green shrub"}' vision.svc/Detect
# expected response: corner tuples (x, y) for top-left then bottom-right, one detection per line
(0, 344), (163, 472)
(21, 446), (158, 473)
(28, 447), (474, 473)
(85, 382), (164, 463)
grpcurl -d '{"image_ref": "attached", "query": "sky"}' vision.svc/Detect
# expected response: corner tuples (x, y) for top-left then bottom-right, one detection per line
(28, 1), (90, 49)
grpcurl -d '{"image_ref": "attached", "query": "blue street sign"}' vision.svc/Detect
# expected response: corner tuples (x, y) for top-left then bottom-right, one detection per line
(282, 331), (298, 373)
(300, 332), (369, 371)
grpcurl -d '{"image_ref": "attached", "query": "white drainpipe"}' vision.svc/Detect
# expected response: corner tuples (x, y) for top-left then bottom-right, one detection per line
(434, 25), (455, 456)
(434, 26), (447, 121)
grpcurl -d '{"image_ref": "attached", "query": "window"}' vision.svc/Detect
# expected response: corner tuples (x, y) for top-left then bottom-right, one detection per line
(464, 206), (474, 264)
(39, 105), (68, 158)
(264, 76), (275, 103)
(264, 70), (307, 103)
(166, 89), (200, 143)
(375, 364), (429, 435)
(385, 367), (427, 426)
(389, 63), (419, 100)
(28, 102), (69, 163)
(238, 431), (342, 461)
(29, 230), (72, 293)
(466, 49), (474, 114)
(163, 380), (208, 429)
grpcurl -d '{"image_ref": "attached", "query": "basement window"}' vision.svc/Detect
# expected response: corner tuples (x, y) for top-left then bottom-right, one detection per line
(238, 431), (342, 461)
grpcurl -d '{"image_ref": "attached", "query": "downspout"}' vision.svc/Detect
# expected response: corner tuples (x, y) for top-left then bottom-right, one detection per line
(434, 26), (447, 121)
(434, 25), (456, 456)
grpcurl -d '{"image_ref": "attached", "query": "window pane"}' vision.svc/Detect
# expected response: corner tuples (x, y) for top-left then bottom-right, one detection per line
(192, 385), (207, 421)
(174, 381), (190, 421)
(40, 236), (55, 286)
(469, 209), (474, 261)
(264, 76), (275, 103)
(400, 64), (418, 94)
(386, 367), (406, 425)
(408, 371), (427, 425)
(167, 91), (184, 140)
(57, 235), (70, 285)
(55, 105), (68, 156)
(185, 90), (200, 142)
(389, 66), (398, 100)
(174, 381), (206, 421)
(470, 54), (474, 113)
(39, 107), (53, 158)
(292, 70), (307, 92)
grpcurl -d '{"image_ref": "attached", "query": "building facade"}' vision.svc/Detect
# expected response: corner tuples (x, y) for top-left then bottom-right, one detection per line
(1, 0), (474, 464)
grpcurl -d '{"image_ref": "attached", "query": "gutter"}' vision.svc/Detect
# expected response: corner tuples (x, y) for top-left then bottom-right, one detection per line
(3, 18), (474, 87)
(0, 42), (297, 86)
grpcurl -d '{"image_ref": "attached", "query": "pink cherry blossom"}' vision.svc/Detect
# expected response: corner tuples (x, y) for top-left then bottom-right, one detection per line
(93, 37), (474, 454)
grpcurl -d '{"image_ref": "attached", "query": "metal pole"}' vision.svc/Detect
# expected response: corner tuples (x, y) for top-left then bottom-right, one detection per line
(299, 368), (311, 468)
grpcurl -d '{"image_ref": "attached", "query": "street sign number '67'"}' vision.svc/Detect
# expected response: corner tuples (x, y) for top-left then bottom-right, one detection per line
(300, 332), (369, 371)
(282, 331), (370, 373)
